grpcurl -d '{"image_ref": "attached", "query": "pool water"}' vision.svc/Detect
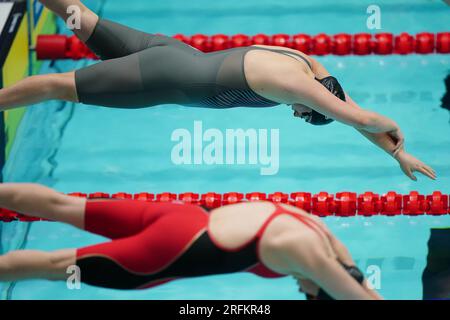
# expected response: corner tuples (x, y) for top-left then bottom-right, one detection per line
(1, 0), (450, 299)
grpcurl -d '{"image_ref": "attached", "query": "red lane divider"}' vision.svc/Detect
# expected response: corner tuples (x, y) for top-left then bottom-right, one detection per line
(1, 191), (449, 222)
(36, 32), (450, 60)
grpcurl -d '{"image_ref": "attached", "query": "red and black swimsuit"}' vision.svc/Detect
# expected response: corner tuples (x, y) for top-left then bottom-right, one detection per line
(76, 200), (326, 290)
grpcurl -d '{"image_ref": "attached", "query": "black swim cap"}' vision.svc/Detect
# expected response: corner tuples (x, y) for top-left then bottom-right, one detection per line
(309, 76), (346, 126)
(315, 262), (365, 300)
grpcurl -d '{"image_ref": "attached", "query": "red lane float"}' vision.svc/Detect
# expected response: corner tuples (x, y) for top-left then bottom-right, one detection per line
(251, 34), (270, 46)
(223, 192), (244, 205)
(178, 192), (199, 204)
(134, 192), (155, 201)
(437, 32), (450, 53)
(357, 192), (382, 217)
(381, 191), (402, 216)
(312, 191), (335, 217)
(291, 34), (311, 53)
(426, 191), (449, 215)
(335, 192), (357, 217)
(374, 33), (394, 55)
(35, 31), (450, 60)
(333, 34), (352, 56)
(1, 191), (449, 222)
(291, 192), (312, 212)
(415, 33), (434, 54)
(353, 33), (372, 55)
(395, 33), (415, 55)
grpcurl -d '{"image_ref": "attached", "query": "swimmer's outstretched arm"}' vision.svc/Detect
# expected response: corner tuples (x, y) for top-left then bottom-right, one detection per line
(287, 57), (435, 181)
(344, 94), (436, 180)
(326, 236), (383, 300)
(277, 71), (400, 135)
(308, 57), (405, 148)
(300, 217), (382, 300)
(282, 239), (380, 300)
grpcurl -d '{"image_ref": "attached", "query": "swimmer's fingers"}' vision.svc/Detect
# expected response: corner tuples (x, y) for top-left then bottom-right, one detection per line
(412, 158), (437, 180)
(422, 164), (436, 178)
(425, 164), (437, 176)
(416, 165), (437, 180)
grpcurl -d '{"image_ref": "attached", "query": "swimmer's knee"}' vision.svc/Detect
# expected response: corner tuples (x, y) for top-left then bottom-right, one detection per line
(76, 9), (99, 42)
(47, 72), (78, 102)
(24, 74), (66, 100)
(46, 249), (77, 279)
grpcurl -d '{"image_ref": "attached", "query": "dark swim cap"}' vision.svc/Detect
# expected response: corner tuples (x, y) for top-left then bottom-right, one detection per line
(309, 76), (346, 126)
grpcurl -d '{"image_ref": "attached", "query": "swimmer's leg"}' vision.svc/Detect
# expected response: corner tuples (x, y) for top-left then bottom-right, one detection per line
(1, 228), (173, 288)
(39, 0), (98, 42)
(0, 183), (172, 239)
(40, 0), (157, 60)
(0, 249), (76, 282)
(83, 19), (157, 61)
(74, 52), (152, 108)
(0, 72), (77, 111)
(0, 183), (86, 228)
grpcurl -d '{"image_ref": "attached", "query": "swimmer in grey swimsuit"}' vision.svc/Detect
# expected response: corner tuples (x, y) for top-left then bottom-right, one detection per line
(76, 19), (311, 109)
(0, 0), (437, 182)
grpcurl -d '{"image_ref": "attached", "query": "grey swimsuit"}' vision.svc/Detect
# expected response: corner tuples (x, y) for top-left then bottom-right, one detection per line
(75, 19), (312, 109)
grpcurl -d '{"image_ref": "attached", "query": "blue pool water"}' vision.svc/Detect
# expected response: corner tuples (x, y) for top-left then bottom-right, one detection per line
(1, 0), (450, 299)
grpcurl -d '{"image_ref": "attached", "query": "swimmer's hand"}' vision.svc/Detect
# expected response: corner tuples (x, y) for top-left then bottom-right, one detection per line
(395, 151), (436, 181)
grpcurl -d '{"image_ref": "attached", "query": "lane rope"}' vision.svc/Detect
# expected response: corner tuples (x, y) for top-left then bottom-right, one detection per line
(1, 191), (449, 221)
(35, 32), (450, 60)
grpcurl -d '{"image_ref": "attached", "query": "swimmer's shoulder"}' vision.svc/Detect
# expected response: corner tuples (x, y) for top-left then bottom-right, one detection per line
(212, 201), (276, 217)
(251, 45), (312, 62)
(278, 203), (328, 227)
(250, 45), (315, 76)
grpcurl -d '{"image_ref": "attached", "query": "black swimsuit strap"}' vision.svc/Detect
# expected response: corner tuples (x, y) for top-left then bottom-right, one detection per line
(250, 47), (313, 70)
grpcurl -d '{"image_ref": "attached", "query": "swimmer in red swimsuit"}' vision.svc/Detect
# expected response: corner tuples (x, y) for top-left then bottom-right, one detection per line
(0, 183), (381, 300)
